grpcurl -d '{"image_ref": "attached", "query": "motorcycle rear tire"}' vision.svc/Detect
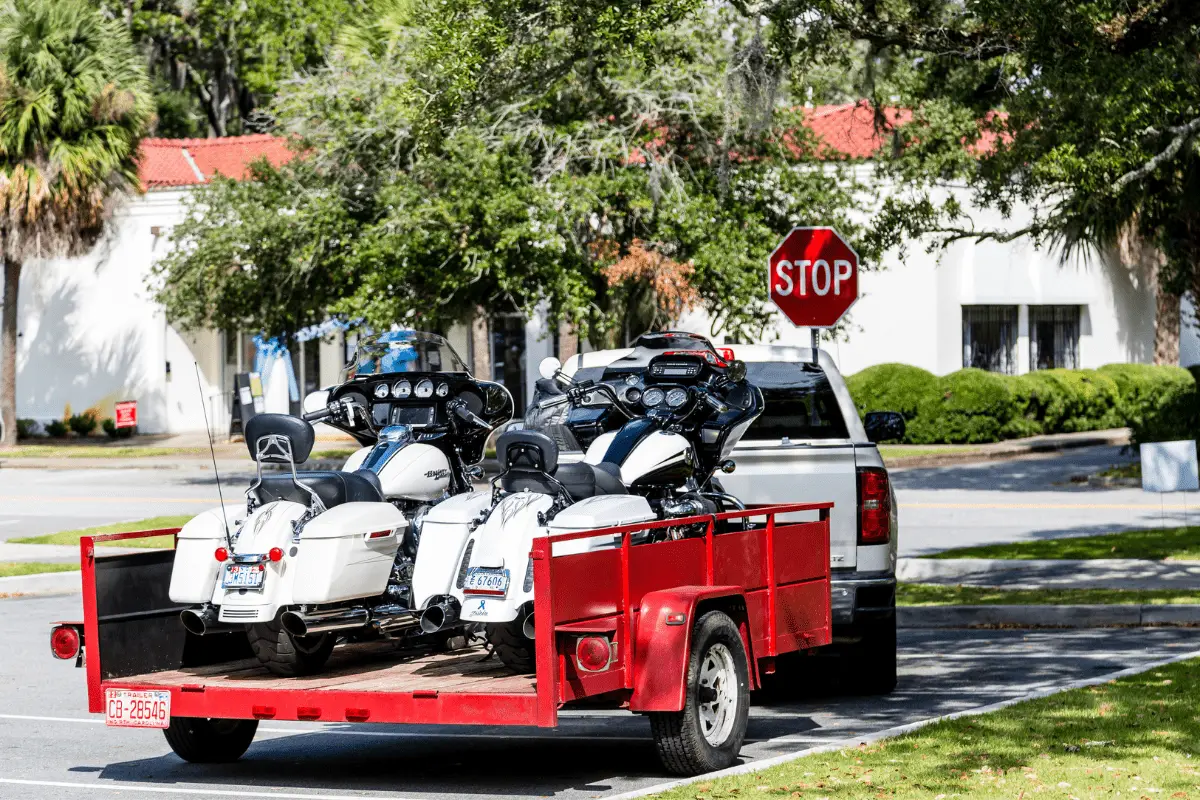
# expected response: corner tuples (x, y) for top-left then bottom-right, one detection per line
(487, 619), (535, 674)
(248, 618), (335, 677)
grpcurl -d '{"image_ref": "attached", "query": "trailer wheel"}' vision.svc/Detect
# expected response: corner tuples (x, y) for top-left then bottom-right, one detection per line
(163, 717), (257, 763)
(487, 617), (535, 674)
(247, 617), (334, 677)
(650, 610), (750, 776)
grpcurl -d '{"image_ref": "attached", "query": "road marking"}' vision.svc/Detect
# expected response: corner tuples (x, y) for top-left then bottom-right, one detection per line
(0, 778), (413, 800)
(0, 713), (104, 725)
(903, 500), (1199, 510)
(0, 495), (220, 505)
(606, 647), (1200, 800)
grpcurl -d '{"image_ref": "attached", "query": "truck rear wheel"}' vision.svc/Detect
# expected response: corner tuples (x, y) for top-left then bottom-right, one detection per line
(248, 617), (334, 677)
(650, 610), (750, 776)
(163, 717), (257, 763)
(848, 615), (897, 694)
(487, 617), (535, 673)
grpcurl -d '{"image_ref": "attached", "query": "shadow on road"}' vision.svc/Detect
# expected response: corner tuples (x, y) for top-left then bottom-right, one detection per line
(891, 446), (1137, 493)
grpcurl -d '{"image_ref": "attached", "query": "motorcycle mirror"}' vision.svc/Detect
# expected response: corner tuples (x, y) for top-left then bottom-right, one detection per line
(303, 388), (331, 414)
(725, 359), (747, 383)
(539, 356), (563, 381)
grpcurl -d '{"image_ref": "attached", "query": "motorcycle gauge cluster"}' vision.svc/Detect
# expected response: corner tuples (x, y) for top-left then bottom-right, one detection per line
(642, 387), (666, 407)
(666, 387), (689, 408)
(374, 383), (390, 399)
(414, 379), (434, 398)
(436, 382), (450, 398)
(392, 380), (412, 399)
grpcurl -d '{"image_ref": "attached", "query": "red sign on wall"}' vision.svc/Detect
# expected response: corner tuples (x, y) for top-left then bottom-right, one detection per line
(114, 401), (138, 429)
(768, 227), (860, 328)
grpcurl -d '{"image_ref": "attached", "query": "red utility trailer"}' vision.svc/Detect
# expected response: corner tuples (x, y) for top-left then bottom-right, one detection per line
(53, 503), (832, 775)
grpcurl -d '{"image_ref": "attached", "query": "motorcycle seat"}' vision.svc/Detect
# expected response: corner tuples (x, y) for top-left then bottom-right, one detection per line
(252, 471), (384, 509)
(497, 428), (627, 500)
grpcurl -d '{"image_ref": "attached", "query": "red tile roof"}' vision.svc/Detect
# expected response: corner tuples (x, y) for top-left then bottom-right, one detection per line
(802, 102), (912, 159)
(138, 134), (294, 190)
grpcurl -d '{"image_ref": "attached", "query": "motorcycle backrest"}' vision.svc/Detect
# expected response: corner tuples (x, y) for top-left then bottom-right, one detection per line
(496, 429), (558, 474)
(244, 413), (314, 464)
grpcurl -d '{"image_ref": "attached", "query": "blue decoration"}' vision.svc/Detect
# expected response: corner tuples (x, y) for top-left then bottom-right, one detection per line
(253, 335), (300, 402)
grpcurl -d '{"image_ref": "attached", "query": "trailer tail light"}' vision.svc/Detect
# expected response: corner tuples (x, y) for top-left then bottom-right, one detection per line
(857, 467), (892, 545)
(575, 636), (613, 672)
(214, 547), (228, 562)
(50, 625), (81, 661)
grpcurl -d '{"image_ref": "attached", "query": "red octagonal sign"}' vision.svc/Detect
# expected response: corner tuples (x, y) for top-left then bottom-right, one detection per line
(768, 227), (860, 328)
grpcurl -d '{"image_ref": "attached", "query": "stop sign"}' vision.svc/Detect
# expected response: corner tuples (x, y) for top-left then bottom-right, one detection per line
(768, 227), (860, 327)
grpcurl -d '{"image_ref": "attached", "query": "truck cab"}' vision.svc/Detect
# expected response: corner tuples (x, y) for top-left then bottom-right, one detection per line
(556, 343), (899, 693)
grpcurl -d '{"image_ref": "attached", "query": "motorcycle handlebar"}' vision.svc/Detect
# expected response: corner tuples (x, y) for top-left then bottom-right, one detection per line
(450, 401), (491, 430)
(303, 408), (332, 423)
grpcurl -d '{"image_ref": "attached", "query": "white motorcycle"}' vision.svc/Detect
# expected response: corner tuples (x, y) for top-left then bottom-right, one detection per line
(168, 331), (512, 676)
(410, 342), (763, 672)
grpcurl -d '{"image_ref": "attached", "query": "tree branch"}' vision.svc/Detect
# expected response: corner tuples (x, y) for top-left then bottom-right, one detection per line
(1112, 115), (1200, 193)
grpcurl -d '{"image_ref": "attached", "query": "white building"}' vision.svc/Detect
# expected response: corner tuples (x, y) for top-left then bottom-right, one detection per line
(0, 107), (1185, 435)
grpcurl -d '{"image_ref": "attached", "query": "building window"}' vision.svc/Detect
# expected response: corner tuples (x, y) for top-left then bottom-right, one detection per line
(491, 314), (527, 410)
(1030, 305), (1080, 370)
(962, 305), (1018, 374)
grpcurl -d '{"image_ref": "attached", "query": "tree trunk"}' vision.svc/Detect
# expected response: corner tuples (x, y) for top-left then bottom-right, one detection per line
(1154, 274), (1181, 366)
(1, 257), (21, 447)
(470, 307), (491, 379)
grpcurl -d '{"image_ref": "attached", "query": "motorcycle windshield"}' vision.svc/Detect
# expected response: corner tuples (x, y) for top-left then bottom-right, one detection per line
(343, 331), (469, 379)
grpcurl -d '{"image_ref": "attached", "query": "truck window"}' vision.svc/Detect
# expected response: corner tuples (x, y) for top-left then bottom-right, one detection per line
(745, 362), (849, 441)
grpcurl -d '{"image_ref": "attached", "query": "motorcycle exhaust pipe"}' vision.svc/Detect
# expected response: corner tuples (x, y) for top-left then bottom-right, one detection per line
(420, 597), (461, 634)
(369, 603), (420, 634)
(180, 606), (240, 636)
(281, 607), (369, 637)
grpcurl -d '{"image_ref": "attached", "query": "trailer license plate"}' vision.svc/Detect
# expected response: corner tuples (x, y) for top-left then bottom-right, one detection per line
(223, 563), (264, 589)
(464, 568), (509, 595)
(105, 689), (170, 729)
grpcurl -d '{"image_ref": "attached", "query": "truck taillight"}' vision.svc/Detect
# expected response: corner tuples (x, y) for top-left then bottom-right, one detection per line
(857, 467), (891, 545)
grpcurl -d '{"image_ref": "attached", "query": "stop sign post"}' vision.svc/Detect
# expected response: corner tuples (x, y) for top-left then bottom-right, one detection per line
(768, 227), (860, 361)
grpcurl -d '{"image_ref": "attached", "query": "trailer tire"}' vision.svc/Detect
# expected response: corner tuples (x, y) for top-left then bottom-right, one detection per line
(163, 717), (257, 763)
(247, 618), (334, 677)
(487, 619), (535, 674)
(650, 610), (750, 776)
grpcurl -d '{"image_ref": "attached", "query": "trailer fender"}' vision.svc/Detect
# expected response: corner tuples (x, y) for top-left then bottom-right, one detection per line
(629, 586), (748, 712)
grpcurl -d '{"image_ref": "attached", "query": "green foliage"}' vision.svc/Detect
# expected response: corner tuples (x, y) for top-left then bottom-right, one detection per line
(848, 362), (1199, 445)
(98, 0), (364, 136)
(15, 418), (36, 438)
(906, 368), (1013, 444)
(67, 412), (98, 436)
(844, 363), (937, 421)
(43, 420), (67, 437)
(101, 418), (134, 439)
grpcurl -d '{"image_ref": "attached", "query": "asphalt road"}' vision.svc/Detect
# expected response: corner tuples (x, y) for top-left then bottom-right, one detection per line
(1, 592), (1198, 800)
(2, 446), (1192, 556)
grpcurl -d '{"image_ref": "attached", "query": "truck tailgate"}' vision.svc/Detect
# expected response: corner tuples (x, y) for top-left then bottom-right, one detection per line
(724, 442), (857, 568)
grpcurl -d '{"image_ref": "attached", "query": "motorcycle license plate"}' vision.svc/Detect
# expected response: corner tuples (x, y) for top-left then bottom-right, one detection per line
(222, 563), (265, 589)
(463, 568), (509, 596)
(105, 689), (170, 728)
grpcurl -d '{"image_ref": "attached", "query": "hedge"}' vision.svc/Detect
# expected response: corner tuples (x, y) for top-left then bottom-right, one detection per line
(846, 362), (1199, 445)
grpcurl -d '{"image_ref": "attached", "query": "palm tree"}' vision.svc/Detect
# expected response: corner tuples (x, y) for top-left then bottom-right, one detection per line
(0, 0), (152, 445)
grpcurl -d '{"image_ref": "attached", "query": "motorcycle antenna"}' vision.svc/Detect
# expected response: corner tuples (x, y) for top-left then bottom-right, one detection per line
(195, 361), (232, 548)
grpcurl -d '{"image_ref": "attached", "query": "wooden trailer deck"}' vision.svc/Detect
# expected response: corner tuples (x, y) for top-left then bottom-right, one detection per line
(112, 641), (537, 696)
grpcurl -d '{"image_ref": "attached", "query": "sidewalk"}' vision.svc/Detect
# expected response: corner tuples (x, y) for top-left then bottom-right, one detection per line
(883, 428), (1131, 468)
(897, 556), (1200, 591)
(0, 542), (159, 563)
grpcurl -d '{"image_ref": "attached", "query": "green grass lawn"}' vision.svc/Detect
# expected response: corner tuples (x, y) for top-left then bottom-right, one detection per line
(10, 516), (191, 549)
(310, 448), (357, 460)
(1100, 462), (1141, 480)
(0, 561), (80, 578)
(927, 526), (1200, 561)
(655, 658), (1200, 800)
(898, 582), (1200, 606)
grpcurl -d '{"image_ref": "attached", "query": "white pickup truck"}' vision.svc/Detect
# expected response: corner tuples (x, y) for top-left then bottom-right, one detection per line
(559, 343), (901, 694)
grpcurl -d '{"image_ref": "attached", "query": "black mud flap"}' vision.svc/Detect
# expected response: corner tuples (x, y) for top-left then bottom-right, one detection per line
(95, 550), (251, 680)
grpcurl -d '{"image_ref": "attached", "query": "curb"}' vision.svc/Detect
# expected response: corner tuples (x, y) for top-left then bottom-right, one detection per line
(898, 603), (1200, 628)
(896, 557), (1200, 590)
(0, 571), (81, 598)
(885, 428), (1130, 469)
(605, 647), (1200, 800)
